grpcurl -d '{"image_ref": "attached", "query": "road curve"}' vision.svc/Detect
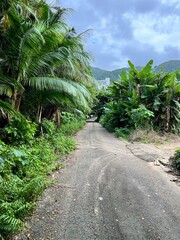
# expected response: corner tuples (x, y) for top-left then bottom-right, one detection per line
(27, 123), (180, 240)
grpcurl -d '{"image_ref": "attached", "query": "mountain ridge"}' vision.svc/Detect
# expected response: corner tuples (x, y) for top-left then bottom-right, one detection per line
(92, 60), (180, 80)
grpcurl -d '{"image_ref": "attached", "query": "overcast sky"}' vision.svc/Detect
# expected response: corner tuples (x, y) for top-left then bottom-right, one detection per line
(50, 0), (180, 70)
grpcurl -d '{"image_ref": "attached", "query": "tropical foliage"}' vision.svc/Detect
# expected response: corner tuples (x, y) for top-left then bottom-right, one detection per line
(174, 149), (180, 170)
(0, 115), (86, 239)
(99, 60), (180, 133)
(0, 1), (97, 238)
(0, 0), (95, 124)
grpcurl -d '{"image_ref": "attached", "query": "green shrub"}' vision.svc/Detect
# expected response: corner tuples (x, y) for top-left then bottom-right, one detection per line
(40, 119), (56, 135)
(3, 118), (37, 145)
(49, 134), (76, 155)
(174, 149), (180, 170)
(0, 116), (85, 238)
(114, 128), (133, 140)
(0, 174), (37, 237)
(60, 118), (86, 135)
(61, 112), (75, 124)
(130, 105), (154, 129)
(99, 113), (116, 132)
(0, 138), (56, 238)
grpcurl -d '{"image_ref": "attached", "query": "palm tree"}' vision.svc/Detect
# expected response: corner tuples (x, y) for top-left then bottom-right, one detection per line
(0, 0), (95, 124)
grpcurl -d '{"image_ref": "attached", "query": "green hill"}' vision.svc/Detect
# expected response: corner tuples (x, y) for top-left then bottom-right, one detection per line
(154, 60), (180, 73)
(92, 67), (130, 81)
(92, 60), (180, 80)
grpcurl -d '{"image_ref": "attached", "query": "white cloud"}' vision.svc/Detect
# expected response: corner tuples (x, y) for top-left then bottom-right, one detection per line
(125, 12), (180, 53)
(49, 0), (180, 69)
(161, 0), (180, 7)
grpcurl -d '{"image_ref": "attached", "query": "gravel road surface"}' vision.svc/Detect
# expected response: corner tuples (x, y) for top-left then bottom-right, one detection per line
(23, 123), (180, 240)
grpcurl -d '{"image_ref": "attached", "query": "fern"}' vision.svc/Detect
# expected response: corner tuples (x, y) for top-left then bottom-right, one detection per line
(0, 214), (23, 233)
(0, 115), (85, 238)
(21, 176), (44, 201)
(13, 201), (34, 218)
(0, 175), (23, 201)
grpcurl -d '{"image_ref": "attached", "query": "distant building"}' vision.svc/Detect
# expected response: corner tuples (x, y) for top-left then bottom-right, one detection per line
(98, 77), (111, 89)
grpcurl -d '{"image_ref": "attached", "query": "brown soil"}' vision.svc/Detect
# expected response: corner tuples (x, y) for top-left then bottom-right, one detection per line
(130, 129), (180, 156)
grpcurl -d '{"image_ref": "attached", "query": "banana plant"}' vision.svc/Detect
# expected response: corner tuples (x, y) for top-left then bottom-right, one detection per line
(104, 60), (180, 132)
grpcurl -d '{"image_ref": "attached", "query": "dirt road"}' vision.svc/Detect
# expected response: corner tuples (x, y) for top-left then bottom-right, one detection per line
(25, 123), (180, 240)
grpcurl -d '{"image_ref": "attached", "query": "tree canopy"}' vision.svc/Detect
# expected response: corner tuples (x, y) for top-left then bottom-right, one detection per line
(0, 0), (96, 124)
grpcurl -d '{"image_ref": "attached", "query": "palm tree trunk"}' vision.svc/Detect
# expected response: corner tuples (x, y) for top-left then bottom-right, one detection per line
(15, 95), (22, 111)
(12, 90), (17, 109)
(37, 105), (43, 123)
(56, 107), (61, 128)
(12, 91), (22, 111)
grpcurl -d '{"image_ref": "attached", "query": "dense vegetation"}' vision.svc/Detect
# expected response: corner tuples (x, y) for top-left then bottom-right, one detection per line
(174, 149), (180, 170)
(0, 0), (97, 238)
(98, 60), (180, 132)
(94, 60), (180, 166)
(0, 1), (179, 238)
(0, 114), (86, 239)
(0, 0), (96, 121)
(92, 60), (180, 80)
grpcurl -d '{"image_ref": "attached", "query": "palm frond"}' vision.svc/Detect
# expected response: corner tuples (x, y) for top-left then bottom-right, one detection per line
(27, 77), (77, 95)
(46, 91), (90, 112)
(0, 75), (24, 92)
(0, 85), (13, 96)
(26, 77), (92, 111)
(0, 100), (23, 118)
(66, 80), (92, 102)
